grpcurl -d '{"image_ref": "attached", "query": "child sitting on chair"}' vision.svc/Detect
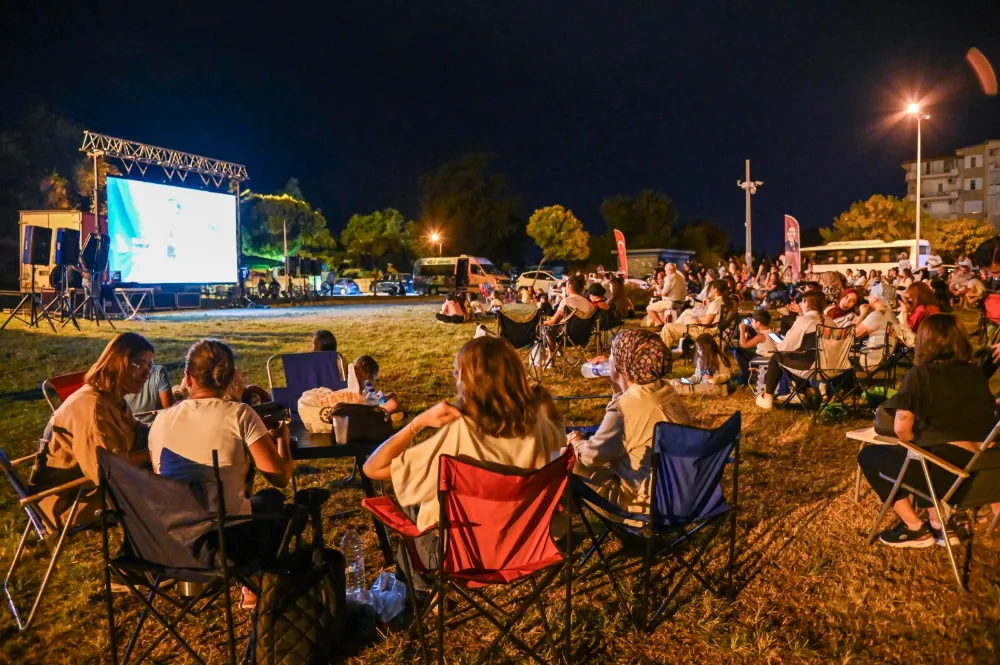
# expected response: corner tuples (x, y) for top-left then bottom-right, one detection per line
(685, 333), (732, 385)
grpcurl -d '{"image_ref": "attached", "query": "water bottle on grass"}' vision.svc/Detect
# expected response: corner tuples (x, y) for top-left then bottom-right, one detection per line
(341, 528), (368, 604)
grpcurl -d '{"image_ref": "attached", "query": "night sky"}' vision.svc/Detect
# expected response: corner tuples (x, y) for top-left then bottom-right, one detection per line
(3, 1), (999, 252)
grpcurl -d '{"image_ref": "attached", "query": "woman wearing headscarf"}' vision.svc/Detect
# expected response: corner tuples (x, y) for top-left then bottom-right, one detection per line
(824, 287), (860, 327)
(569, 330), (692, 515)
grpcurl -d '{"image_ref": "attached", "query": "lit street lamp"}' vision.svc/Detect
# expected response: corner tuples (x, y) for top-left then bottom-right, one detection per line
(906, 102), (930, 247)
(429, 232), (443, 256)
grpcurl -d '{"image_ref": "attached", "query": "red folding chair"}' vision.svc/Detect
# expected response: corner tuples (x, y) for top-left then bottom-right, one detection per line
(363, 447), (575, 665)
(42, 370), (88, 412)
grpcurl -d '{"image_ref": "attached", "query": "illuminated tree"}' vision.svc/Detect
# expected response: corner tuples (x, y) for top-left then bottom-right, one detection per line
(526, 205), (590, 288)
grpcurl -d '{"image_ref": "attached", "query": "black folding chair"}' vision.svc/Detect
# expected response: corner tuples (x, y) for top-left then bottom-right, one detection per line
(0, 448), (95, 631)
(776, 325), (856, 415)
(496, 309), (543, 381)
(97, 448), (294, 664)
(597, 308), (625, 355)
(863, 421), (1000, 591)
(573, 412), (741, 631)
(546, 309), (599, 378)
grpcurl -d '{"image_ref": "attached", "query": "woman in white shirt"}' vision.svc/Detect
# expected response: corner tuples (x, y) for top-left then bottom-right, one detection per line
(660, 279), (730, 349)
(363, 336), (565, 582)
(854, 287), (898, 368)
(755, 291), (831, 409)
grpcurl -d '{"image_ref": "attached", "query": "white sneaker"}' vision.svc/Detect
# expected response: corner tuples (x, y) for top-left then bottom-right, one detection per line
(755, 394), (773, 410)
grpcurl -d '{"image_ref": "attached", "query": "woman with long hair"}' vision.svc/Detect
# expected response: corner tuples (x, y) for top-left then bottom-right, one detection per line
(858, 314), (1000, 547)
(607, 275), (633, 322)
(363, 336), (565, 577)
(32, 332), (155, 527)
(899, 281), (941, 333)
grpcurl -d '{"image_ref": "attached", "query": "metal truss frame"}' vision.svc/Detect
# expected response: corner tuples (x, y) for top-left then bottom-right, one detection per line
(80, 131), (248, 186)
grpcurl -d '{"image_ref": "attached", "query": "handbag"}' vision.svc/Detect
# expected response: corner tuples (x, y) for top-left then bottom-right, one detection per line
(255, 494), (346, 665)
(324, 403), (394, 443)
(873, 394), (899, 437)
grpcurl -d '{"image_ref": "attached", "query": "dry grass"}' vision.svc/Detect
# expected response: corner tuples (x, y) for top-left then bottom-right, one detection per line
(1, 302), (999, 664)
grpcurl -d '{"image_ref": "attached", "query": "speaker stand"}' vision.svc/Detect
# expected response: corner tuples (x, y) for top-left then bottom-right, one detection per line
(72, 279), (116, 329)
(1, 271), (56, 332)
(43, 269), (80, 331)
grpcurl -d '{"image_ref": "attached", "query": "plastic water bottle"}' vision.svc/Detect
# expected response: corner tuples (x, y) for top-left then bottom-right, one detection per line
(341, 528), (368, 604)
(581, 361), (611, 379)
(364, 380), (378, 407)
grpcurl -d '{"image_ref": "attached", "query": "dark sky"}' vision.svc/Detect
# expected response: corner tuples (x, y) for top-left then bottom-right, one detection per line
(3, 1), (999, 252)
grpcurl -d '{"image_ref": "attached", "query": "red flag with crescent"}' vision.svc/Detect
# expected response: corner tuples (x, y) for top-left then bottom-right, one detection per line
(784, 215), (801, 282)
(613, 229), (628, 278)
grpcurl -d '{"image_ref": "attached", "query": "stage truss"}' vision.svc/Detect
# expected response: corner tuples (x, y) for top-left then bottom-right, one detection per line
(80, 131), (248, 186)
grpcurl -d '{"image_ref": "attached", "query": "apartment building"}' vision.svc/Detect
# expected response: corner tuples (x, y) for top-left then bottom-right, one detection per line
(903, 139), (1000, 229)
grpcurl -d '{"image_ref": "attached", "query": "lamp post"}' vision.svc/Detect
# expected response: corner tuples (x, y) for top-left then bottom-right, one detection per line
(737, 159), (763, 267)
(906, 102), (930, 249)
(429, 232), (443, 256)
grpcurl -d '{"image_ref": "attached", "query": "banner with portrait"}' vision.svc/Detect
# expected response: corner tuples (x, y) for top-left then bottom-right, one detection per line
(784, 215), (801, 282)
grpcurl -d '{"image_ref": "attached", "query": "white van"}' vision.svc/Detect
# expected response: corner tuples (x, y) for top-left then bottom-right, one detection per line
(412, 255), (511, 296)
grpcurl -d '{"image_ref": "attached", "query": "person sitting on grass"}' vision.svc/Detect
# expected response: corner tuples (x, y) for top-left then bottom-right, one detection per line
(323, 354), (400, 413)
(362, 336), (565, 586)
(858, 314), (1000, 547)
(569, 329), (691, 517)
(660, 279), (730, 351)
(29, 332), (154, 528)
(755, 290), (831, 410)
(732, 309), (776, 384)
(436, 293), (466, 324)
(685, 333), (732, 385)
(125, 361), (175, 424)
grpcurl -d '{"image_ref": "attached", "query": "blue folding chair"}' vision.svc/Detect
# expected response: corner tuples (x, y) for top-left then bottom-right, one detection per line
(266, 351), (348, 423)
(572, 412), (741, 631)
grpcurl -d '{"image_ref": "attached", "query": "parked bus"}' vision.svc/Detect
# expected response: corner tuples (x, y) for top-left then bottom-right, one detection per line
(412, 255), (512, 296)
(799, 239), (930, 274)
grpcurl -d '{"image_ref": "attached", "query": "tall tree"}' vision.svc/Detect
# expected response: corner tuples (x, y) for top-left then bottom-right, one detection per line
(418, 154), (523, 262)
(526, 205), (590, 288)
(241, 191), (329, 260)
(340, 208), (411, 271)
(599, 190), (679, 248)
(679, 220), (729, 267)
(820, 194), (915, 242)
(923, 217), (996, 259)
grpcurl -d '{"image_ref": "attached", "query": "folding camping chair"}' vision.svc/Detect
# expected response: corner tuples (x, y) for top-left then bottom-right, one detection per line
(863, 421), (1000, 590)
(496, 309), (543, 381)
(42, 370), (88, 412)
(97, 448), (294, 665)
(847, 323), (896, 413)
(573, 412), (741, 631)
(597, 308), (625, 355)
(0, 448), (94, 631)
(267, 351), (351, 488)
(362, 448), (576, 665)
(776, 325), (856, 415)
(546, 308), (599, 378)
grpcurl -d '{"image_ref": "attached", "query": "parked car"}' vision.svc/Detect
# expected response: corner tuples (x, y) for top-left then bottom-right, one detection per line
(515, 270), (560, 293)
(332, 278), (361, 296)
(371, 273), (413, 296)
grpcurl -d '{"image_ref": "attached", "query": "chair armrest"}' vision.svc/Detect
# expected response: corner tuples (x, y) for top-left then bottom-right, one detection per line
(11, 453), (39, 467)
(22, 476), (94, 505)
(361, 496), (434, 539)
(896, 440), (969, 478)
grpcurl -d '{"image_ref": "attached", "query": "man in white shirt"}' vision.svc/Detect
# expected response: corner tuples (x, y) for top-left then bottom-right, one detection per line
(897, 252), (912, 273)
(660, 280), (729, 349)
(756, 291), (832, 409)
(925, 251), (943, 277)
(645, 263), (687, 326)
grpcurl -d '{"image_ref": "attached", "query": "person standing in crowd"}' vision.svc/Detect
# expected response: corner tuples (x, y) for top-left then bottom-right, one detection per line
(897, 251), (912, 273)
(858, 314), (1000, 547)
(570, 329), (691, 516)
(732, 309), (777, 384)
(925, 250), (943, 278)
(29, 333), (155, 527)
(755, 291), (831, 410)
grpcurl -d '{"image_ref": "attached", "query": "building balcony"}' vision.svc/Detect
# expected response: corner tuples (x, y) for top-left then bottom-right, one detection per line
(907, 189), (959, 200)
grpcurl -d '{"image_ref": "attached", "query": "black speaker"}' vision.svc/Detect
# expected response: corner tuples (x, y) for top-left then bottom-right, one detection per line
(307, 258), (320, 276)
(21, 225), (52, 266)
(54, 228), (81, 266)
(81, 233), (111, 273)
(286, 256), (301, 277)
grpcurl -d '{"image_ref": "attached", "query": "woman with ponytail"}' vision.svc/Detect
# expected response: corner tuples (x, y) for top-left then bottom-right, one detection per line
(148, 339), (293, 517)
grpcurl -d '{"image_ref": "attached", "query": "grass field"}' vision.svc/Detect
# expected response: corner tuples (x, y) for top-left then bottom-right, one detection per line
(1, 302), (998, 664)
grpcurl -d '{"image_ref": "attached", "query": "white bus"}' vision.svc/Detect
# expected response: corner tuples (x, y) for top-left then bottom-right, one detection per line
(799, 239), (930, 274)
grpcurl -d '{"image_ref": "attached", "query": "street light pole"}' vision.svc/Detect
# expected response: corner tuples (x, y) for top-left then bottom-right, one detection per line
(737, 159), (763, 267)
(906, 103), (930, 253)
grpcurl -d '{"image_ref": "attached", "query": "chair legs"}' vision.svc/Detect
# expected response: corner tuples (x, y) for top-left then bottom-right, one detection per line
(3, 488), (84, 631)
(920, 458), (965, 590)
